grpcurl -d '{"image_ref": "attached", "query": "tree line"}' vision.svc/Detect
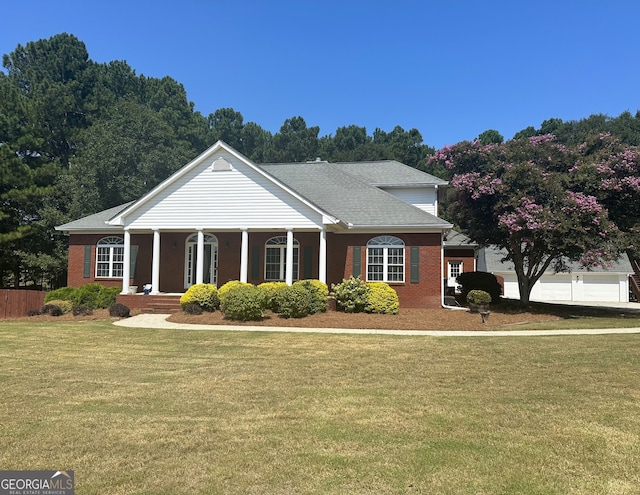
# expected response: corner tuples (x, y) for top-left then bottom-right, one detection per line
(2, 33), (640, 297)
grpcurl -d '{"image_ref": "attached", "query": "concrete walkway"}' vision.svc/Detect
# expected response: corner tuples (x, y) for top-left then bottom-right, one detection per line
(113, 313), (640, 337)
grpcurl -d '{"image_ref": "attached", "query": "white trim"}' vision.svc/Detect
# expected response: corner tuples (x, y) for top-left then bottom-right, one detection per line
(196, 229), (204, 285)
(286, 229), (294, 286)
(121, 230), (131, 294)
(319, 227), (327, 284)
(240, 229), (249, 283)
(151, 230), (160, 294)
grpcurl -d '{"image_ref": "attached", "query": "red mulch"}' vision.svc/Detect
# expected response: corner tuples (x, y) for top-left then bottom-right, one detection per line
(166, 307), (562, 331)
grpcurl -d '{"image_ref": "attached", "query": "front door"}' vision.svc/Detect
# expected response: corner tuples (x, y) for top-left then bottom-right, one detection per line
(184, 234), (218, 288)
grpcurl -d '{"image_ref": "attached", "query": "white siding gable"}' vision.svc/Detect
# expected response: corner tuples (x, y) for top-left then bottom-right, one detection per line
(120, 149), (324, 230)
(381, 187), (438, 216)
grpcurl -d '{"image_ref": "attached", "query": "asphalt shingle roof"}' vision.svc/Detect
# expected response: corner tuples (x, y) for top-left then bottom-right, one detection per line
(478, 245), (634, 274)
(260, 161), (450, 228)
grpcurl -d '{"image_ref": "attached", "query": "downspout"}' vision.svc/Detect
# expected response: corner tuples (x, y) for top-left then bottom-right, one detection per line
(441, 231), (468, 311)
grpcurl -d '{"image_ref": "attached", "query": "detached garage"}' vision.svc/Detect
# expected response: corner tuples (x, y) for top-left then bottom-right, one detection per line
(478, 246), (633, 303)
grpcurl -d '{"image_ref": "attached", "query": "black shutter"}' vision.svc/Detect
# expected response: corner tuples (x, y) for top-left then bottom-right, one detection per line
(353, 246), (361, 278)
(129, 245), (138, 279)
(83, 246), (91, 278)
(410, 246), (420, 283)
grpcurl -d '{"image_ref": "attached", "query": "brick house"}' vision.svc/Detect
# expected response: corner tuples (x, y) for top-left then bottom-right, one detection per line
(56, 141), (475, 309)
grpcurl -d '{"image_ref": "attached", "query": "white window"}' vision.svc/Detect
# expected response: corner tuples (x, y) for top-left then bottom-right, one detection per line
(448, 260), (463, 280)
(96, 236), (124, 278)
(367, 236), (405, 283)
(184, 233), (219, 288)
(265, 236), (299, 281)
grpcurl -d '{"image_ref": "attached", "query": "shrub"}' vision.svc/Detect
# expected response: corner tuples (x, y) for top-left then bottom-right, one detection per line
(456, 272), (502, 304)
(220, 284), (266, 321)
(218, 280), (252, 306)
(109, 303), (130, 318)
(258, 282), (288, 312)
(331, 276), (369, 313)
(45, 299), (73, 314)
(365, 282), (399, 314)
(278, 280), (327, 318)
(183, 303), (203, 315)
(72, 306), (93, 317)
(293, 279), (328, 314)
(466, 289), (492, 305)
(44, 286), (76, 303)
(180, 284), (219, 311)
(26, 309), (41, 317)
(41, 304), (63, 317)
(71, 283), (120, 309)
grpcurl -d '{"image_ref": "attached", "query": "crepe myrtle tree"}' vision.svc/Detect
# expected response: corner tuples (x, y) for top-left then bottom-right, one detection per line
(429, 135), (624, 305)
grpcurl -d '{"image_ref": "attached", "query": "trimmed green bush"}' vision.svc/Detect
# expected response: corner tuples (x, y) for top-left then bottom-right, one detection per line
(275, 285), (311, 319)
(180, 283), (219, 311)
(365, 282), (399, 314)
(457, 272), (502, 304)
(72, 306), (93, 317)
(41, 304), (63, 317)
(44, 299), (73, 314)
(258, 282), (288, 312)
(293, 279), (328, 314)
(331, 276), (369, 313)
(220, 284), (266, 321)
(44, 286), (76, 303)
(71, 283), (120, 309)
(218, 280), (252, 306)
(109, 303), (130, 318)
(466, 289), (492, 305)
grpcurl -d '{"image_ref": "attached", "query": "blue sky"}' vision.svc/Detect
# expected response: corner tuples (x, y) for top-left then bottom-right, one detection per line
(2, 0), (639, 149)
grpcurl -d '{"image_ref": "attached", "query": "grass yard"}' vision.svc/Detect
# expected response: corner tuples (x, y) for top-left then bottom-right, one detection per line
(0, 320), (639, 494)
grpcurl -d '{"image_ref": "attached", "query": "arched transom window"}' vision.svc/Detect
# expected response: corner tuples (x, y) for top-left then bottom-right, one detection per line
(96, 236), (124, 278)
(366, 235), (405, 283)
(265, 236), (299, 281)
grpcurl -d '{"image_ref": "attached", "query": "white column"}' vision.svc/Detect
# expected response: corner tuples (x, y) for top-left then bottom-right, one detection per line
(151, 229), (161, 294)
(318, 226), (327, 284)
(121, 228), (131, 294)
(240, 228), (249, 283)
(285, 228), (294, 286)
(196, 229), (204, 284)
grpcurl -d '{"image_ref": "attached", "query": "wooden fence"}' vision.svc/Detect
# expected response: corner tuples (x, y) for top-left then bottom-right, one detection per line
(0, 289), (46, 319)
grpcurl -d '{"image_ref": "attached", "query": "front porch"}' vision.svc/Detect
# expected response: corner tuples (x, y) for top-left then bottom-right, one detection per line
(116, 293), (183, 314)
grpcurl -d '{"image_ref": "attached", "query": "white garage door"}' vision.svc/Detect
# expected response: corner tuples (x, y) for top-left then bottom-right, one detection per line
(497, 273), (627, 302)
(537, 274), (572, 301)
(582, 275), (622, 302)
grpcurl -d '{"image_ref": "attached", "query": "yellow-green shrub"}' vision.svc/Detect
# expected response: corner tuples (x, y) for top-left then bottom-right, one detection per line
(180, 283), (219, 311)
(365, 282), (399, 314)
(217, 280), (252, 306)
(258, 281), (288, 311)
(293, 279), (328, 314)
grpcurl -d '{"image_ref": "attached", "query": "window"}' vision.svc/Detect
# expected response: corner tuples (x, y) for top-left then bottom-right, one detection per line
(265, 236), (299, 281)
(184, 233), (218, 288)
(367, 236), (405, 282)
(448, 260), (463, 280)
(96, 236), (124, 278)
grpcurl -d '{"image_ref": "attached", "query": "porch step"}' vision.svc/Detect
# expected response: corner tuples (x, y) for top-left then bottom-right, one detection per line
(116, 294), (183, 314)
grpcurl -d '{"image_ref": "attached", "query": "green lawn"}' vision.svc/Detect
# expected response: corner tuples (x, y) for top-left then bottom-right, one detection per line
(1, 320), (639, 494)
